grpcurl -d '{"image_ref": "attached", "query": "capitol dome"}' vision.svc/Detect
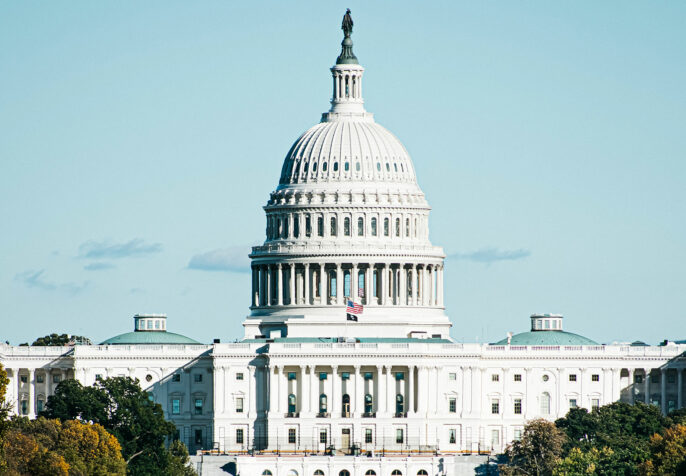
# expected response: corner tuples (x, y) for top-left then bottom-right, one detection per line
(244, 13), (450, 340)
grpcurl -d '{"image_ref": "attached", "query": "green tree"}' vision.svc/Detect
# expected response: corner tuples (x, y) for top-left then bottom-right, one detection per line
(0, 363), (12, 437)
(554, 447), (615, 476)
(44, 376), (196, 475)
(28, 333), (91, 346)
(500, 419), (566, 476)
(639, 424), (686, 476)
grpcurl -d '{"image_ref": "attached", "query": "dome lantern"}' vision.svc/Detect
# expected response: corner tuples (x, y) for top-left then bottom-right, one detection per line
(329, 10), (366, 117)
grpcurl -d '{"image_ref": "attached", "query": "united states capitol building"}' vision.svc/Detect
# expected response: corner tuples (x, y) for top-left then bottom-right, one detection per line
(2, 12), (685, 476)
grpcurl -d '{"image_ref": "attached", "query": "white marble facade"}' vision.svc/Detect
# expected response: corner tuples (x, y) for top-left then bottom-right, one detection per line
(2, 11), (684, 476)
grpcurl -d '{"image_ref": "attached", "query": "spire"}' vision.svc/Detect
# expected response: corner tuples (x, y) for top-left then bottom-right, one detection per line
(336, 9), (358, 65)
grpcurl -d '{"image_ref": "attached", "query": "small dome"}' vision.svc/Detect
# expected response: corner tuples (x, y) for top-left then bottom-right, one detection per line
(100, 314), (202, 345)
(278, 120), (419, 190)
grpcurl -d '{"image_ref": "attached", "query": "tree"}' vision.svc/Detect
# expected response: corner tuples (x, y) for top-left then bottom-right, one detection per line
(0, 364), (11, 436)
(44, 376), (196, 475)
(28, 333), (91, 346)
(554, 447), (615, 476)
(639, 424), (686, 476)
(500, 419), (566, 476)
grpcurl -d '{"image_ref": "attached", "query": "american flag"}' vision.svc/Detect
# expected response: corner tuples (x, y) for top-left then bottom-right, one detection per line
(346, 300), (363, 315)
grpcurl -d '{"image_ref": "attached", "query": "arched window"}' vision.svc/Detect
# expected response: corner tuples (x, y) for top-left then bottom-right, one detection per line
(371, 217), (377, 236)
(294, 215), (300, 238)
(262, 471), (273, 476)
(344, 161), (349, 172)
(333, 162), (339, 172)
(339, 471), (350, 476)
(288, 394), (296, 414)
(319, 394), (328, 413)
(400, 163), (404, 172)
(344, 217), (351, 236)
(540, 392), (551, 415)
(394, 163), (398, 172)
(364, 393), (373, 413)
(329, 270), (337, 298)
(305, 214), (312, 237)
(330, 216), (337, 236)
(392, 471), (402, 476)
(376, 162), (381, 171)
(342, 394), (350, 416)
(414, 218), (417, 237)
(317, 216), (324, 237)
(357, 217), (364, 236)
(395, 218), (400, 237)
(314, 471), (325, 476)
(313, 162), (317, 172)
(417, 471), (428, 476)
(356, 162), (360, 171)
(396, 394), (404, 414)
(323, 162), (328, 172)
(304, 163), (309, 173)
(405, 218), (410, 237)
(287, 470), (298, 476)
(384, 218), (389, 237)
(386, 163), (390, 172)
(365, 471), (376, 476)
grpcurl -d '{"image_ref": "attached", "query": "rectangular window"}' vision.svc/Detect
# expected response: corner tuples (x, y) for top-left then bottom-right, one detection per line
(491, 374), (500, 382)
(635, 375), (643, 384)
(195, 398), (203, 415)
(172, 398), (180, 415)
(514, 428), (522, 441)
(384, 218), (389, 237)
(344, 217), (350, 236)
(514, 374), (522, 382)
(514, 398), (522, 414)
(95, 374), (103, 381)
(591, 398), (600, 410)
(371, 217), (377, 236)
(569, 399), (577, 409)
(53, 375), (60, 384)
(172, 374), (181, 382)
(491, 399), (500, 415)
(364, 372), (373, 380)
(365, 428), (373, 444)
(395, 372), (405, 380)
(341, 372), (350, 380)
(294, 216), (299, 238)
(20, 375), (27, 384)
(236, 373), (244, 380)
(305, 215), (312, 237)
(195, 429), (203, 445)
(449, 373), (457, 381)
(319, 430), (327, 444)
(37, 399), (44, 412)
(21, 400), (28, 415)
(449, 428), (456, 444)
(592, 374), (600, 382)
(194, 374), (203, 383)
(36, 374), (44, 383)
(396, 428), (404, 444)
(288, 428), (296, 444)
(330, 217), (337, 236)
(236, 397), (244, 413)
(317, 216), (324, 237)
(236, 428), (244, 444)
(569, 374), (577, 382)
(491, 429), (500, 448)
(319, 372), (327, 380)
(449, 398), (456, 413)
(288, 372), (296, 381)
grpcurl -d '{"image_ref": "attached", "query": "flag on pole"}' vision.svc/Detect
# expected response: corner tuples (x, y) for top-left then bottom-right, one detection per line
(346, 300), (363, 315)
(346, 313), (358, 321)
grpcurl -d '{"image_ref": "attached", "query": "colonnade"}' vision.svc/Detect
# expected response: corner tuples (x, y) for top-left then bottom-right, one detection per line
(333, 70), (362, 101)
(251, 263), (444, 308)
(624, 367), (685, 414)
(5, 367), (69, 418)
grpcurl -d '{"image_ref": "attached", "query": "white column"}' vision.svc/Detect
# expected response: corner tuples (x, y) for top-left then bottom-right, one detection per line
(661, 369), (667, 414)
(380, 264), (387, 305)
(439, 265), (445, 306)
(276, 264), (283, 306)
(355, 365), (363, 416)
(336, 263), (343, 304)
(332, 365), (339, 417)
(376, 365), (383, 414)
(265, 265), (272, 305)
(629, 368), (635, 404)
(644, 369), (650, 404)
(249, 365), (257, 417)
(399, 265), (406, 306)
(214, 365), (224, 415)
(408, 365), (415, 415)
(367, 264), (374, 306)
(319, 263), (326, 304)
(27, 369), (34, 418)
(289, 264), (295, 305)
(678, 369), (683, 409)
(386, 365), (394, 415)
(269, 365), (278, 414)
(305, 365), (312, 414)
(612, 368), (621, 403)
(304, 263), (310, 305)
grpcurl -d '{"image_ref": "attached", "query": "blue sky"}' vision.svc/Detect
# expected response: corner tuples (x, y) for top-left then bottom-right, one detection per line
(1, 2), (684, 345)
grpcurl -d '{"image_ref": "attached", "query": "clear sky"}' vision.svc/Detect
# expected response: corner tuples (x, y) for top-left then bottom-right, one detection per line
(1, 1), (684, 346)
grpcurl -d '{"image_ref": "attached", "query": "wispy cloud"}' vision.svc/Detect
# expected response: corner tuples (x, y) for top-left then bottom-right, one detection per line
(78, 239), (162, 259)
(448, 247), (531, 264)
(188, 246), (251, 273)
(83, 262), (115, 271)
(15, 270), (89, 295)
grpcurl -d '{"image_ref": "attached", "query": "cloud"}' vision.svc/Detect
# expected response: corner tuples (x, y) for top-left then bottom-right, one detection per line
(448, 247), (531, 264)
(78, 238), (162, 259)
(83, 262), (116, 271)
(188, 246), (252, 273)
(15, 269), (89, 295)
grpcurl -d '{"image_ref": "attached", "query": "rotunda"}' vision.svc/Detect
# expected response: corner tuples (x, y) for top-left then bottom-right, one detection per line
(245, 15), (451, 340)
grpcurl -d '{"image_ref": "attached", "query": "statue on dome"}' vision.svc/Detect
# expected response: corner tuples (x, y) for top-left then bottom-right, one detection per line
(342, 9), (353, 37)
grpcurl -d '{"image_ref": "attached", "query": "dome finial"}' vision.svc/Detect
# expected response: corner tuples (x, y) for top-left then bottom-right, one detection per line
(336, 9), (358, 65)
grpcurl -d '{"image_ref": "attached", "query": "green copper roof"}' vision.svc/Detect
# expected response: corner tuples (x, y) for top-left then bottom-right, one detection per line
(336, 9), (358, 65)
(101, 331), (201, 345)
(493, 331), (598, 346)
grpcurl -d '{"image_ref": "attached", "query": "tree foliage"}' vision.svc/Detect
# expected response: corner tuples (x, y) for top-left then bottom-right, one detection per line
(500, 419), (566, 476)
(43, 376), (196, 476)
(27, 333), (91, 346)
(639, 424), (686, 476)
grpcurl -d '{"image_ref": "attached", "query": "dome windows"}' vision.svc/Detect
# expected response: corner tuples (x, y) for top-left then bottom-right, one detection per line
(344, 217), (351, 236)
(355, 161), (360, 171)
(330, 216), (337, 236)
(333, 162), (339, 172)
(383, 218), (389, 237)
(376, 162), (381, 171)
(371, 217), (377, 236)
(317, 216), (324, 237)
(305, 214), (312, 237)
(386, 163), (390, 172)
(357, 217), (364, 236)
(322, 162), (328, 172)
(394, 163), (398, 172)
(344, 161), (349, 172)
(313, 162), (317, 172)
(395, 218), (400, 237)
(405, 218), (410, 237)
